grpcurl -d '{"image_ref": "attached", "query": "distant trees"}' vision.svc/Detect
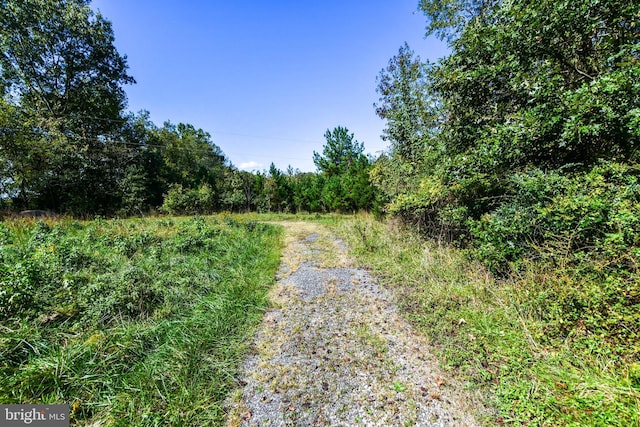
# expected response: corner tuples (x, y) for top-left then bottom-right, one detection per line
(313, 127), (375, 212)
(206, 127), (377, 215)
(0, 0), (379, 216)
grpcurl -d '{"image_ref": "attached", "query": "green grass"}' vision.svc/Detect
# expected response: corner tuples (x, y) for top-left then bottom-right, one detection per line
(330, 214), (640, 426)
(232, 211), (342, 223)
(0, 215), (283, 426)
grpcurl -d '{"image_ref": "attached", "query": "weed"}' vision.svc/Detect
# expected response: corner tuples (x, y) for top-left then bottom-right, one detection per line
(331, 213), (640, 426)
(0, 215), (283, 425)
(392, 382), (406, 393)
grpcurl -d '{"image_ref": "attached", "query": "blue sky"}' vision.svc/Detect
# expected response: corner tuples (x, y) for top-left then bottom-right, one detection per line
(91, 0), (449, 172)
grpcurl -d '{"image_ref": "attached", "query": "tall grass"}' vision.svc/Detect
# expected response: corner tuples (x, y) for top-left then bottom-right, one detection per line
(331, 214), (640, 426)
(0, 215), (283, 425)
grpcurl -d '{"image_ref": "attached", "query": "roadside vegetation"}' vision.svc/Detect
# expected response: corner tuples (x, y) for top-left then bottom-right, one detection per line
(331, 214), (640, 426)
(0, 215), (282, 425)
(358, 1), (639, 424)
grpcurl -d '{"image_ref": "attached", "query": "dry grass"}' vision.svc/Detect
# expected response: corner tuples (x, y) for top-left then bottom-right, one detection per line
(329, 213), (640, 426)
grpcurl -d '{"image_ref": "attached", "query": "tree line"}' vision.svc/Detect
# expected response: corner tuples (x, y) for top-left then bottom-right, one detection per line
(2, 0), (638, 273)
(374, 0), (639, 269)
(0, 0), (375, 216)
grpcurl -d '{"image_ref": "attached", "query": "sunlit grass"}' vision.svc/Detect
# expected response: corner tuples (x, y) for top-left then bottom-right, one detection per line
(0, 215), (283, 426)
(330, 213), (640, 426)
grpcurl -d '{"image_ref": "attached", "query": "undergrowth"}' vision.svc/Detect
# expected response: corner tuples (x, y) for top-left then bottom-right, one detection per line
(331, 214), (640, 426)
(0, 215), (283, 426)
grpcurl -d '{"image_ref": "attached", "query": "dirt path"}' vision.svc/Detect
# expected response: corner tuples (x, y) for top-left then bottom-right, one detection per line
(226, 222), (478, 426)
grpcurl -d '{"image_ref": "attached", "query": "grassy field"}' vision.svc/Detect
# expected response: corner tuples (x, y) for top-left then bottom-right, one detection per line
(0, 215), (283, 426)
(329, 214), (640, 426)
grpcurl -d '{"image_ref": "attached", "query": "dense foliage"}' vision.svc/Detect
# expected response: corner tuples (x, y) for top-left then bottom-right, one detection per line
(376, 0), (639, 285)
(383, 0), (640, 236)
(369, 0), (640, 424)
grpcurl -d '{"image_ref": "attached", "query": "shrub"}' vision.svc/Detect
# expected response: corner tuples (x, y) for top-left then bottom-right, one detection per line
(468, 161), (640, 354)
(470, 161), (640, 274)
(161, 183), (215, 215)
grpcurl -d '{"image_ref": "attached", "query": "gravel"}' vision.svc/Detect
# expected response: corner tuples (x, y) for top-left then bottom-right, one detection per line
(226, 222), (479, 427)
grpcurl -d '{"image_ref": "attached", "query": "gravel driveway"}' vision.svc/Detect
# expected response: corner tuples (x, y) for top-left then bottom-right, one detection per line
(226, 222), (479, 426)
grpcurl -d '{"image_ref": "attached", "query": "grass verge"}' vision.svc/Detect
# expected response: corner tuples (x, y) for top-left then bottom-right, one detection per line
(329, 214), (640, 426)
(0, 215), (283, 426)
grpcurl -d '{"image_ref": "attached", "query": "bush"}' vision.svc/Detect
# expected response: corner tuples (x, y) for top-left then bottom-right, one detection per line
(468, 161), (640, 353)
(161, 183), (215, 215)
(470, 161), (640, 274)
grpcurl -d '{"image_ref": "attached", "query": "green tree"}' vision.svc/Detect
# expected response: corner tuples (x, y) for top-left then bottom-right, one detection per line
(239, 170), (262, 212)
(161, 183), (214, 215)
(313, 127), (375, 211)
(152, 122), (228, 210)
(220, 168), (246, 212)
(0, 100), (42, 207)
(117, 111), (165, 212)
(264, 163), (293, 213)
(0, 0), (134, 213)
(0, 0), (134, 136)
(292, 172), (325, 212)
(373, 43), (442, 208)
(375, 43), (436, 168)
(313, 127), (366, 177)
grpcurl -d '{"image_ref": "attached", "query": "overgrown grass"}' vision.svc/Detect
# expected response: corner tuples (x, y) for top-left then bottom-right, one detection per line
(0, 215), (283, 426)
(330, 214), (640, 426)
(234, 211), (340, 223)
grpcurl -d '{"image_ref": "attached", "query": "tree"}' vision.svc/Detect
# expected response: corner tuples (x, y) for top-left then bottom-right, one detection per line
(264, 163), (293, 213)
(0, 99), (39, 207)
(373, 43), (443, 206)
(220, 168), (247, 212)
(238, 169), (260, 212)
(0, 0), (135, 213)
(375, 43), (437, 167)
(153, 122), (227, 192)
(0, 0), (134, 136)
(116, 111), (165, 211)
(313, 127), (375, 211)
(292, 172), (325, 212)
(313, 127), (366, 176)
(419, 0), (499, 41)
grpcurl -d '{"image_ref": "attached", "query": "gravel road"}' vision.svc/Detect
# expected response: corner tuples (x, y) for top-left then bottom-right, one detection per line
(226, 222), (479, 426)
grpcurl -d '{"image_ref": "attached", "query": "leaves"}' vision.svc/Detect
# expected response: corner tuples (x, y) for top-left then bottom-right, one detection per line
(0, 0), (134, 136)
(312, 127), (375, 212)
